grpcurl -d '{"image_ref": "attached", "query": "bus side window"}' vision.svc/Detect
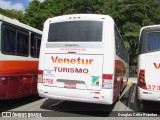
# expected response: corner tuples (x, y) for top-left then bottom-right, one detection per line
(2, 25), (16, 54)
(31, 35), (36, 57)
(115, 28), (121, 56)
(17, 31), (29, 56)
(31, 34), (41, 58)
(37, 38), (41, 57)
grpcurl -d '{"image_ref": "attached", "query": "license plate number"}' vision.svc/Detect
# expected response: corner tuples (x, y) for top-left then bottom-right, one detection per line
(64, 82), (76, 88)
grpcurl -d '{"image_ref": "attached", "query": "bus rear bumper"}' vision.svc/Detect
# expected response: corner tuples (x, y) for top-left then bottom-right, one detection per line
(38, 83), (114, 105)
(138, 87), (160, 101)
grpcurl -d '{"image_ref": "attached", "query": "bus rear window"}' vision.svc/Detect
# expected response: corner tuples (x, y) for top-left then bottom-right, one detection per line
(48, 21), (103, 42)
(147, 32), (160, 51)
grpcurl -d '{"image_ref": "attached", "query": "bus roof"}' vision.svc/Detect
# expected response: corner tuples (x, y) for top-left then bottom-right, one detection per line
(141, 24), (160, 29)
(139, 24), (160, 42)
(140, 24), (160, 33)
(47, 14), (114, 23)
(0, 14), (42, 34)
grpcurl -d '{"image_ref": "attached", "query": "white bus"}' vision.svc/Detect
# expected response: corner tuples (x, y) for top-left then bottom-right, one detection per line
(0, 14), (42, 100)
(138, 25), (160, 102)
(38, 14), (129, 104)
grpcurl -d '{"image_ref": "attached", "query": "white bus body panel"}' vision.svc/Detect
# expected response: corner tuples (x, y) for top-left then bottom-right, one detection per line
(138, 52), (160, 101)
(38, 14), (117, 104)
(38, 84), (113, 104)
(43, 54), (103, 90)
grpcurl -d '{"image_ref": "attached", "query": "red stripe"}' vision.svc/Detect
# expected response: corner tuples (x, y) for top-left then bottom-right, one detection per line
(0, 60), (38, 75)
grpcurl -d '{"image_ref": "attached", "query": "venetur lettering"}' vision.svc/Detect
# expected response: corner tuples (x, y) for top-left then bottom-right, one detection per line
(51, 56), (93, 65)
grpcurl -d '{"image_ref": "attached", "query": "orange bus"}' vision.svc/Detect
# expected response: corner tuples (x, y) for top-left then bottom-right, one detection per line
(0, 14), (42, 100)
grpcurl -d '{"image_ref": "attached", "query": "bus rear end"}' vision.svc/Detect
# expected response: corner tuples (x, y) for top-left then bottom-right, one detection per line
(38, 14), (116, 104)
(138, 25), (160, 101)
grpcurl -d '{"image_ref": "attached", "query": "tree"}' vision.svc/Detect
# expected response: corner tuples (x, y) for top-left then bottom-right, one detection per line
(24, 0), (64, 30)
(58, 0), (105, 14)
(0, 8), (25, 22)
(24, 0), (160, 65)
(24, 0), (106, 30)
(24, 0), (42, 29)
(110, 0), (160, 65)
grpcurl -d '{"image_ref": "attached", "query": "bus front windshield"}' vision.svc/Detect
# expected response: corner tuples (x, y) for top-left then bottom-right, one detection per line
(48, 21), (103, 42)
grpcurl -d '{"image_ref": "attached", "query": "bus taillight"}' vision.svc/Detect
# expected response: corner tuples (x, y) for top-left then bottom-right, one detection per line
(102, 74), (113, 89)
(138, 70), (147, 90)
(38, 70), (43, 83)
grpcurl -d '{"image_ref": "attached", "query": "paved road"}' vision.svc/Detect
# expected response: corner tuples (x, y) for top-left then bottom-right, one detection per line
(0, 84), (133, 113)
(0, 79), (160, 119)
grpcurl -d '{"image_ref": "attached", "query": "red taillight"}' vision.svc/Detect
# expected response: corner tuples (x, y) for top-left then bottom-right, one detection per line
(138, 70), (147, 90)
(102, 74), (113, 89)
(103, 74), (113, 80)
(38, 70), (43, 83)
(38, 70), (43, 75)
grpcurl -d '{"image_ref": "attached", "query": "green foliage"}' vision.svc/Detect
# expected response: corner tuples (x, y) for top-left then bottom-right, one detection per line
(0, 8), (25, 22)
(59, 0), (105, 14)
(24, 0), (42, 29)
(1, 0), (160, 65)
(112, 0), (160, 65)
(24, 0), (107, 30)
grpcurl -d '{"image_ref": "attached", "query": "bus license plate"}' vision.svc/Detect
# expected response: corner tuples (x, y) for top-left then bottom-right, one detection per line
(64, 82), (76, 89)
